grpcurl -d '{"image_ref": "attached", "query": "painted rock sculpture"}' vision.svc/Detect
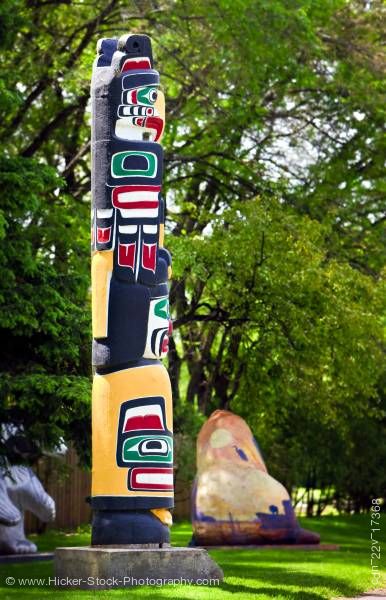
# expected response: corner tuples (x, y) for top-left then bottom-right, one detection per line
(0, 466), (55, 554)
(90, 34), (173, 545)
(191, 410), (320, 545)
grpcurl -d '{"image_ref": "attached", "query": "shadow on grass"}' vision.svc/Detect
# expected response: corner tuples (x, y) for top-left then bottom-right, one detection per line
(221, 564), (361, 597)
(221, 581), (331, 599)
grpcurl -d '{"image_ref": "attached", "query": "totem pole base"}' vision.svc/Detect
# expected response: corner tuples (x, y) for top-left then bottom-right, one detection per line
(91, 510), (170, 545)
(54, 546), (224, 589)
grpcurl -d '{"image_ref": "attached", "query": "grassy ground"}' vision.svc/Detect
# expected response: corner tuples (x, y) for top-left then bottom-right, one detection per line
(0, 515), (384, 599)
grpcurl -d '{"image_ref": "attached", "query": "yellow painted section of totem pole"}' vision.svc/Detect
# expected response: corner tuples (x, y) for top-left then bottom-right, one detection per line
(154, 91), (165, 142)
(159, 223), (164, 248)
(150, 507), (173, 525)
(92, 364), (173, 498)
(91, 250), (113, 339)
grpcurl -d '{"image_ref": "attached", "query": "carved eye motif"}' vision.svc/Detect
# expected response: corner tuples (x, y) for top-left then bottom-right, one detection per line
(148, 88), (158, 103)
(137, 86), (158, 106)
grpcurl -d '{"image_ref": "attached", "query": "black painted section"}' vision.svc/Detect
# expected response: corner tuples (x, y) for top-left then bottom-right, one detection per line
(107, 139), (163, 187)
(96, 38), (118, 67)
(92, 279), (150, 366)
(91, 496), (173, 510)
(95, 357), (161, 375)
(91, 510), (170, 545)
(118, 34), (154, 67)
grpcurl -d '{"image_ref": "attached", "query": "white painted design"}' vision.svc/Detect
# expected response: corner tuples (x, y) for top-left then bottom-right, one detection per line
(143, 225), (158, 234)
(115, 120), (144, 140)
(115, 119), (157, 141)
(136, 472), (173, 485)
(119, 105), (154, 116)
(113, 189), (159, 220)
(118, 208), (158, 219)
(118, 225), (137, 234)
(141, 439), (168, 454)
(117, 190), (159, 202)
(135, 228), (141, 282)
(143, 296), (169, 360)
(97, 209), (113, 219)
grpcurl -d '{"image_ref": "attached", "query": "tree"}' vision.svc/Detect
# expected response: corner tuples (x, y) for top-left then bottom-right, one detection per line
(0, 0), (384, 513)
(0, 0), (92, 463)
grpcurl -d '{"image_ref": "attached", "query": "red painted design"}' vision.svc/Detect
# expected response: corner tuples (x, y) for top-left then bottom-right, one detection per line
(124, 414), (163, 432)
(118, 243), (136, 269)
(144, 117), (164, 142)
(142, 243), (157, 272)
(121, 57), (151, 72)
(161, 337), (169, 354)
(97, 227), (111, 243)
(112, 185), (161, 209)
(130, 467), (174, 491)
(121, 201), (158, 209)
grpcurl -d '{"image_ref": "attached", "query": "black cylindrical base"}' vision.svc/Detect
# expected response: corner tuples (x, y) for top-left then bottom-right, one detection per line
(91, 510), (170, 546)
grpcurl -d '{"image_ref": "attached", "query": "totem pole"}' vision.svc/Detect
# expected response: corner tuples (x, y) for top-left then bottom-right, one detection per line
(90, 34), (173, 545)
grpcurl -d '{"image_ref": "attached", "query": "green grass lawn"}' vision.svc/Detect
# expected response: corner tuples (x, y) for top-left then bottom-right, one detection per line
(0, 515), (384, 599)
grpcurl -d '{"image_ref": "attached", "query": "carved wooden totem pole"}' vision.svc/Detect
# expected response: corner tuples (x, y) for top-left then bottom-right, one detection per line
(90, 34), (173, 545)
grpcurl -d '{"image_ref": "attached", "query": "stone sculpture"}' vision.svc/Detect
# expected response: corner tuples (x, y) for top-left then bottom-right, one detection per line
(90, 34), (173, 545)
(191, 410), (320, 546)
(0, 476), (21, 527)
(0, 466), (55, 554)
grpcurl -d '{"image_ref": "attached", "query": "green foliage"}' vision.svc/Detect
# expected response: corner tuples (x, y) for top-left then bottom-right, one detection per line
(172, 197), (384, 416)
(0, 0), (384, 511)
(0, 1), (92, 462)
(0, 0), (25, 51)
(173, 402), (205, 483)
(0, 154), (91, 463)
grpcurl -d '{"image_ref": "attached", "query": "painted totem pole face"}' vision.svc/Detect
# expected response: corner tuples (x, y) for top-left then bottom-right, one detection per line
(108, 63), (165, 282)
(115, 75), (165, 143)
(144, 297), (173, 359)
(116, 396), (173, 493)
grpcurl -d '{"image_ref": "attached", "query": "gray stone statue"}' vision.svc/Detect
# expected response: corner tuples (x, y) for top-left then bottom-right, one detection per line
(0, 477), (21, 526)
(0, 466), (55, 554)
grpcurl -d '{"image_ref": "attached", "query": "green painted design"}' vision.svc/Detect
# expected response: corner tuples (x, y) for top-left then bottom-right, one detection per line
(122, 435), (173, 464)
(137, 86), (158, 106)
(111, 151), (157, 178)
(154, 298), (169, 320)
